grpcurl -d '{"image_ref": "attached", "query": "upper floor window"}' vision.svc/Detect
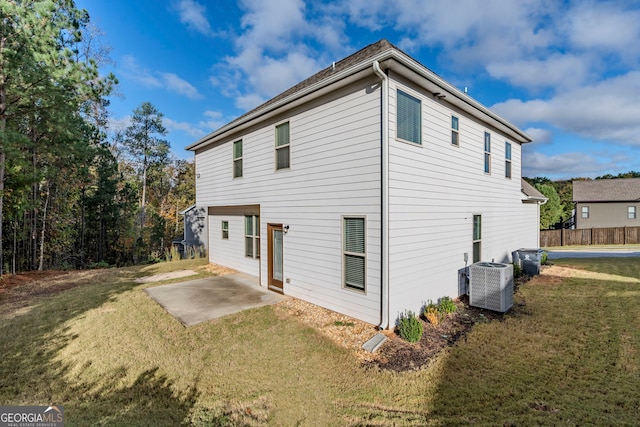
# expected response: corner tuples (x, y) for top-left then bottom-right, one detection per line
(397, 89), (421, 145)
(505, 141), (512, 178)
(451, 116), (459, 146)
(275, 122), (290, 170)
(484, 132), (491, 174)
(233, 140), (243, 178)
(582, 206), (589, 218)
(629, 206), (637, 219)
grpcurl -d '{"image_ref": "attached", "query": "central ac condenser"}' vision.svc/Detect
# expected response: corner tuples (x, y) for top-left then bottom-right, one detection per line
(469, 262), (514, 312)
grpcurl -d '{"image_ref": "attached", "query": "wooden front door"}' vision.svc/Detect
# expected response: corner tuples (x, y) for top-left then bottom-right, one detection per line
(268, 224), (284, 293)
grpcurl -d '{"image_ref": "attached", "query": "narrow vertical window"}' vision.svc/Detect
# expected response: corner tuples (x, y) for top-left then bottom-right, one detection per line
(628, 206), (637, 219)
(221, 221), (229, 239)
(581, 206), (589, 218)
(245, 215), (260, 258)
(505, 141), (512, 178)
(451, 116), (459, 146)
(343, 217), (366, 292)
(233, 140), (243, 178)
(472, 215), (481, 263)
(484, 132), (491, 174)
(397, 90), (421, 144)
(275, 122), (290, 170)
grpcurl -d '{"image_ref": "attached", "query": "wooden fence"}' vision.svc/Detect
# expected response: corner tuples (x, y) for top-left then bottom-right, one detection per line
(540, 226), (640, 247)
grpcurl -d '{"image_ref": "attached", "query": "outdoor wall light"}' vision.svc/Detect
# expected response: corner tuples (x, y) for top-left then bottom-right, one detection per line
(283, 225), (290, 234)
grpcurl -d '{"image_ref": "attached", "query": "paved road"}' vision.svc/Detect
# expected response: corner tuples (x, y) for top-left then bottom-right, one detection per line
(546, 249), (640, 259)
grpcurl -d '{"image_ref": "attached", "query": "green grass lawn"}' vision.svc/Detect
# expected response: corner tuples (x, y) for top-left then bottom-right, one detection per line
(1, 258), (639, 426)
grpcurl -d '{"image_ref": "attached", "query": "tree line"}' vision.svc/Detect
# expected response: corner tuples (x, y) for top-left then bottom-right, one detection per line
(526, 171), (640, 230)
(0, 1), (194, 275)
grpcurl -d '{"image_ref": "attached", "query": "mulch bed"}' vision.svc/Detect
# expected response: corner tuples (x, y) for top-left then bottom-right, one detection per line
(366, 297), (506, 372)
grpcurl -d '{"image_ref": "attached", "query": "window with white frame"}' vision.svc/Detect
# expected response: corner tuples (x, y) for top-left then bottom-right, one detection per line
(233, 140), (243, 178)
(275, 122), (290, 170)
(582, 206), (589, 218)
(629, 206), (637, 219)
(397, 89), (421, 145)
(221, 221), (229, 239)
(484, 132), (491, 173)
(451, 116), (459, 146)
(244, 215), (260, 258)
(505, 141), (512, 178)
(473, 215), (481, 263)
(343, 217), (366, 292)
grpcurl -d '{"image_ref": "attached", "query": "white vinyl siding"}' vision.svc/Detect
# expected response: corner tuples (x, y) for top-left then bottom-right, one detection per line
(208, 213), (259, 276)
(196, 77), (382, 324)
(387, 72), (531, 322)
(396, 89), (421, 144)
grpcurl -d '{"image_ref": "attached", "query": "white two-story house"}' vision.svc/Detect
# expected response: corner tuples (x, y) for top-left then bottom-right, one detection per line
(187, 40), (543, 328)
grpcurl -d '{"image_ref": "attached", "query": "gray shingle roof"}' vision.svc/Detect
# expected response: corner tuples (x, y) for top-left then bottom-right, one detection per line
(573, 178), (640, 202)
(187, 38), (531, 151)
(228, 39), (397, 127)
(521, 179), (547, 200)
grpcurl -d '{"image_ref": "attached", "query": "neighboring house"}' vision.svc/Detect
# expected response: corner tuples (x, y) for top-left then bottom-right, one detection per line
(573, 178), (640, 229)
(179, 205), (208, 255)
(187, 40), (543, 327)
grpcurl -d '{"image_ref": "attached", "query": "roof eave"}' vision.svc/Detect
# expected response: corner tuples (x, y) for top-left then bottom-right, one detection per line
(188, 46), (532, 152)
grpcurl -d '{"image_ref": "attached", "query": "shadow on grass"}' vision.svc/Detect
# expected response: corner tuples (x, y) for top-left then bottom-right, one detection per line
(426, 259), (640, 425)
(0, 268), (221, 426)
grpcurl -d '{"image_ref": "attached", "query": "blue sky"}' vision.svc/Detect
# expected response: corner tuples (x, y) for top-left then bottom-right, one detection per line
(76, 0), (640, 180)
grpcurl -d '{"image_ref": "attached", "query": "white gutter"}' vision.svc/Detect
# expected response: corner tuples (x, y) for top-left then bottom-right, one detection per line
(373, 60), (389, 330)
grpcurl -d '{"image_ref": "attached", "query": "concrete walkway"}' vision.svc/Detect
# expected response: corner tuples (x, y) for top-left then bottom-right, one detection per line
(547, 249), (640, 259)
(144, 273), (288, 326)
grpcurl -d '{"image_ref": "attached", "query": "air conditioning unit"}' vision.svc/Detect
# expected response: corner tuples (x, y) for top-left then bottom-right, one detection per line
(469, 262), (514, 312)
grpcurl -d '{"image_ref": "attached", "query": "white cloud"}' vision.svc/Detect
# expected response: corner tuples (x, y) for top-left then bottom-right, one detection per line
(523, 150), (614, 179)
(120, 55), (162, 87)
(164, 117), (206, 138)
(487, 54), (592, 90)
(120, 55), (202, 99)
(210, 0), (349, 111)
(524, 127), (553, 145)
(175, 0), (212, 35)
(159, 72), (203, 100)
(199, 110), (226, 130)
(564, 2), (640, 61)
(492, 71), (640, 146)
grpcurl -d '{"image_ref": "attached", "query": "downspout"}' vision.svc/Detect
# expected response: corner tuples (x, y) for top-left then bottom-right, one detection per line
(373, 60), (390, 330)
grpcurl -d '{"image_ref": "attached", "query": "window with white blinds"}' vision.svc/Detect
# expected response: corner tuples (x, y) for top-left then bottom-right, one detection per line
(396, 89), (421, 144)
(343, 217), (366, 292)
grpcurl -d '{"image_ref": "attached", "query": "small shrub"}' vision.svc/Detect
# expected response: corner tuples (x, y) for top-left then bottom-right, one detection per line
(541, 251), (548, 265)
(438, 296), (457, 314)
(397, 311), (423, 343)
(425, 307), (440, 325)
(513, 263), (523, 278)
